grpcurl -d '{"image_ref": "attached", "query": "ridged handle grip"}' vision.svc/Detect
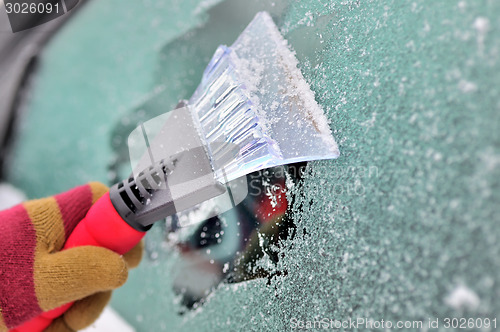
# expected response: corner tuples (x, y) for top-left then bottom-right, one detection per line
(11, 193), (146, 332)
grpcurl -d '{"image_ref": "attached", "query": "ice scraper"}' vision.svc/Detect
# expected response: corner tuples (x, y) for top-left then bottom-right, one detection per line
(13, 11), (339, 332)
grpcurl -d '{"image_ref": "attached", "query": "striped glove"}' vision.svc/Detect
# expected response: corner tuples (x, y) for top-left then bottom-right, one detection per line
(0, 182), (143, 332)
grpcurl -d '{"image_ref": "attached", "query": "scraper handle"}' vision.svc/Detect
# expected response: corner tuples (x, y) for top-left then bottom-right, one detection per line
(11, 192), (146, 332)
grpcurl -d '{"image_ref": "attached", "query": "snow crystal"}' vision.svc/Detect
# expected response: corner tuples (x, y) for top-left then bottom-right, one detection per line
(444, 285), (480, 311)
(473, 17), (490, 55)
(458, 80), (477, 93)
(474, 17), (490, 35)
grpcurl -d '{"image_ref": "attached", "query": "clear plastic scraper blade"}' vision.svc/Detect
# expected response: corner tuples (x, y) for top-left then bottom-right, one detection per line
(189, 11), (339, 182)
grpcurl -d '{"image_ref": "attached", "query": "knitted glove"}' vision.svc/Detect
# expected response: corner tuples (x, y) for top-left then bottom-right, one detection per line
(0, 182), (143, 332)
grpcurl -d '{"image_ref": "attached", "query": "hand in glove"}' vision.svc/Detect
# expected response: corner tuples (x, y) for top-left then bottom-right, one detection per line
(0, 182), (143, 332)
